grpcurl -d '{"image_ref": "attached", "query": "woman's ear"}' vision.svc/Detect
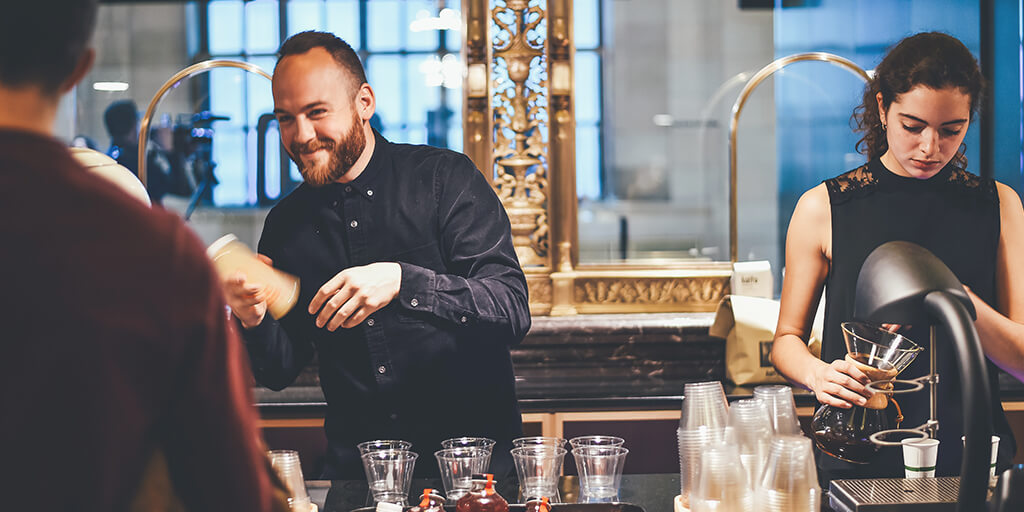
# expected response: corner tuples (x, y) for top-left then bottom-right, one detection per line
(875, 91), (887, 128)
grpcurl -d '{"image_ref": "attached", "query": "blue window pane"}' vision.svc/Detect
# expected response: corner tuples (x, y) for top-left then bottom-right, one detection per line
(408, 55), (440, 125)
(185, 2), (200, 56)
(265, 124), (282, 200)
(407, 128), (427, 145)
(247, 56), (276, 127)
(575, 51), (600, 123)
(325, 0), (360, 48)
(446, 86), (462, 121)
(245, 0), (279, 54)
(208, 1), (244, 55)
(245, 129), (259, 204)
(446, 16), (461, 51)
(288, 0), (324, 36)
(406, 0), (437, 51)
(576, 124), (601, 199)
(448, 126), (463, 152)
(367, 55), (405, 131)
(368, 1), (402, 51)
(574, 0), (600, 49)
(212, 128), (247, 205)
(381, 126), (405, 143)
(209, 68), (247, 129)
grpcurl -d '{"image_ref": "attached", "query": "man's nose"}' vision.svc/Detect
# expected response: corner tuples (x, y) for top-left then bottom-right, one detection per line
(295, 117), (315, 144)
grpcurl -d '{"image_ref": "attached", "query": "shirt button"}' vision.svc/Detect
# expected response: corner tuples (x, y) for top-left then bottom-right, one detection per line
(345, 186), (352, 193)
(410, 298), (419, 307)
(390, 413), (399, 421)
(331, 200), (338, 208)
(367, 318), (375, 326)
(350, 220), (358, 228)
(367, 189), (373, 196)
(460, 316), (468, 324)
(377, 365), (387, 374)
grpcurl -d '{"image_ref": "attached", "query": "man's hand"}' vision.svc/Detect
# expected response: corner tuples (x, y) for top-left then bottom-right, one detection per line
(222, 254), (274, 329)
(309, 262), (402, 331)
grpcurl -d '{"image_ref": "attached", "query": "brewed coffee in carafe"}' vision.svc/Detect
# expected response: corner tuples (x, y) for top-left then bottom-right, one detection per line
(811, 322), (923, 464)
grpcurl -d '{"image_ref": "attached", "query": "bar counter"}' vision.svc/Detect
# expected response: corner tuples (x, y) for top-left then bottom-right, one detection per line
(304, 474), (680, 512)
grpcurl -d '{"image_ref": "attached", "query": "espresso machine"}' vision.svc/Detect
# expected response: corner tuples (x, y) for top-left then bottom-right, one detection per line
(826, 241), (1007, 512)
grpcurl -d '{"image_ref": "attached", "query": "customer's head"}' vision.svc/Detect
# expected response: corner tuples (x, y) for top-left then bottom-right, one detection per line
(0, 0), (99, 95)
(853, 32), (983, 173)
(272, 31), (375, 186)
(104, 100), (139, 141)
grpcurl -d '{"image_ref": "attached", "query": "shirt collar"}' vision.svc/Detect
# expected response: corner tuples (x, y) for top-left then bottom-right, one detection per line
(315, 129), (389, 203)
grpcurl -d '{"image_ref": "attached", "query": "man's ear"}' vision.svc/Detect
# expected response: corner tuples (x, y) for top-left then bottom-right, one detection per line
(60, 48), (95, 94)
(355, 83), (375, 122)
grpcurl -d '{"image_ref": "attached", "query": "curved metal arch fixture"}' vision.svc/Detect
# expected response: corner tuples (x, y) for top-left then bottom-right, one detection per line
(728, 52), (870, 262)
(137, 59), (273, 187)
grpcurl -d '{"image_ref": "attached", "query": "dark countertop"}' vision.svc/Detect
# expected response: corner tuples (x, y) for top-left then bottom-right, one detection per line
(256, 312), (1024, 414)
(307, 474), (681, 512)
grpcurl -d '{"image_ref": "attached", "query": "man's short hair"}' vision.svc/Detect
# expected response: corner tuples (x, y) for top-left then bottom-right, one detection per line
(0, 0), (99, 93)
(104, 100), (138, 139)
(276, 31), (368, 94)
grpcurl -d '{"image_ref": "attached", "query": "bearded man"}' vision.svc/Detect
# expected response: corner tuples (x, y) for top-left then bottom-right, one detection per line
(223, 31), (530, 480)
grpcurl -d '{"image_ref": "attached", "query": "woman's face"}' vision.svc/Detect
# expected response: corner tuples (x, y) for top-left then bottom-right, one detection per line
(877, 85), (971, 179)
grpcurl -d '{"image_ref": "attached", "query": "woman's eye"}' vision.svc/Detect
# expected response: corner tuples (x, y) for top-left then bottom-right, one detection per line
(902, 125), (924, 133)
(942, 128), (962, 137)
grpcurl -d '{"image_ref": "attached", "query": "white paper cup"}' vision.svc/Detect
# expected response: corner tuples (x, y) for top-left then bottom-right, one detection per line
(901, 438), (939, 478)
(961, 435), (1000, 484)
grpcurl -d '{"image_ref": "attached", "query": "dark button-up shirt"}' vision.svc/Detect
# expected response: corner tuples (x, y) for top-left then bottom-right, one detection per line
(241, 131), (530, 478)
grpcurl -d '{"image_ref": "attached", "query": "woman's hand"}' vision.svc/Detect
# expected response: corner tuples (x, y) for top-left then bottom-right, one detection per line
(809, 359), (873, 408)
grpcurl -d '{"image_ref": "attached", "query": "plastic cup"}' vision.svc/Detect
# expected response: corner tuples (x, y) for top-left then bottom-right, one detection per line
(753, 385), (801, 435)
(690, 442), (751, 512)
(572, 445), (628, 503)
(569, 435), (625, 449)
(434, 447), (491, 501)
(511, 445), (566, 502)
(681, 381), (729, 430)
(727, 399), (774, 489)
(441, 437), (496, 451)
(677, 426), (728, 507)
(513, 436), (566, 448)
(902, 438), (939, 478)
(755, 435), (820, 512)
(358, 440), (413, 455)
(268, 450), (312, 511)
(361, 449), (418, 505)
(207, 234), (300, 319)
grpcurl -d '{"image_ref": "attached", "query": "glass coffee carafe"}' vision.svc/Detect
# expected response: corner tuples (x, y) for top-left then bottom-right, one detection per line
(811, 322), (923, 464)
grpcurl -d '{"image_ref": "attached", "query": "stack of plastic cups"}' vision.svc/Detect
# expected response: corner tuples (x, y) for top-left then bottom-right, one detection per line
(726, 398), (774, 490)
(677, 381), (730, 508)
(753, 385), (801, 436)
(755, 435), (820, 512)
(690, 441), (752, 512)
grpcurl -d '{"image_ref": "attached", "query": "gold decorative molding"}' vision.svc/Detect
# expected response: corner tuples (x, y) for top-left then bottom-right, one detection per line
(566, 264), (732, 314)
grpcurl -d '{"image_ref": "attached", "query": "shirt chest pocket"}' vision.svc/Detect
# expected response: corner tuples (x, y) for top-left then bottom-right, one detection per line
(392, 241), (445, 273)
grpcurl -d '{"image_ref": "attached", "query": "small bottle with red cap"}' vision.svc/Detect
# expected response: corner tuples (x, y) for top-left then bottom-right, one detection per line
(524, 496), (551, 512)
(455, 474), (508, 512)
(408, 488), (445, 512)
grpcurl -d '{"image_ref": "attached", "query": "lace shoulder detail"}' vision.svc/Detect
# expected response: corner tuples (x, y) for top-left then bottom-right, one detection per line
(824, 164), (876, 205)
(945, 167), (998, 204)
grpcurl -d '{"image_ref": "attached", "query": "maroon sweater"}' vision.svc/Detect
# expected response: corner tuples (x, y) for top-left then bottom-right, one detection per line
(0, 129), (279, 510)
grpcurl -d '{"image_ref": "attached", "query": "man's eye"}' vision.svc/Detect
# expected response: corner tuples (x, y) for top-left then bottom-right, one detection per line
(276, 115), (293, 124)
(310, 109), (327, 117)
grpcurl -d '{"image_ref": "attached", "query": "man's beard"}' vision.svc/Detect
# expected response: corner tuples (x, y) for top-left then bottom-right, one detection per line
(289, 113), (366, 187)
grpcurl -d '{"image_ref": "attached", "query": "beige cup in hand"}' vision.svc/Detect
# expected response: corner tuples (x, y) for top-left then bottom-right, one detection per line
(207, 234), (300, 319)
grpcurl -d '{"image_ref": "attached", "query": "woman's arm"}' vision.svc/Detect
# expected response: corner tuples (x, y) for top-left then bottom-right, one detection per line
(970, 183), (1024, 381)
(772, 184), (872, 408)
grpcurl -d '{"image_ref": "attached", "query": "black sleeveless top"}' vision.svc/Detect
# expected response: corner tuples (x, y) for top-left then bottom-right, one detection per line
(819, 158), (1016, 480)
